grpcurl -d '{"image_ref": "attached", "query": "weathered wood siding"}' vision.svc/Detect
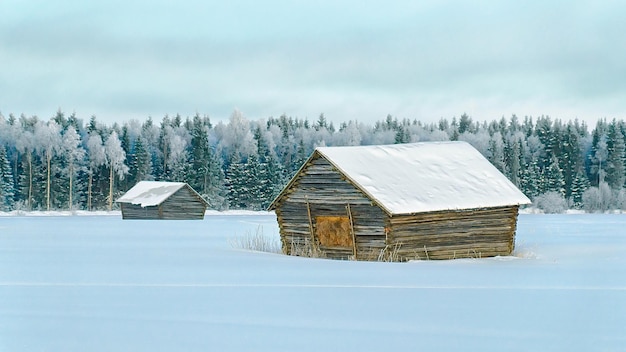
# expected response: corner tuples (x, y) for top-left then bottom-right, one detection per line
(275, 156), (387, 260)
(120, 203), (160, 219)
(160, 187), (206, 220)
(387, 206), (519, 260)
(273, 154), (522, 261)
(120, 186), (206, 220)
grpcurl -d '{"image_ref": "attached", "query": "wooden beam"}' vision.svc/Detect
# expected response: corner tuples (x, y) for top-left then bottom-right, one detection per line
(305, 196), (318, 253)
(346, 203), (357, 259)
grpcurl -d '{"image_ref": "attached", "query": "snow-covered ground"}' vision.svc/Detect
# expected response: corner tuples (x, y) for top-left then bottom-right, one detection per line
(1, 213), (625, 351)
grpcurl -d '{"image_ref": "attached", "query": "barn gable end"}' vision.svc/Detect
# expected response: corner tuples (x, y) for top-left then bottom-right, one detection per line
(160, 186), (207, 220)
(271, 154), (388, 260)
(269, 142), (531, 261)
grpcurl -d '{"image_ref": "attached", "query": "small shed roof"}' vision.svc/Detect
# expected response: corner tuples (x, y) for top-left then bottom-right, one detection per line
(117, 181), (205, 207)
(273, 141), (531, 215)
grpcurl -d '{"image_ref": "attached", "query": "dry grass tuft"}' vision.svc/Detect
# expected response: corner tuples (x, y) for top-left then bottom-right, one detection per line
(230, 226), (281, 254)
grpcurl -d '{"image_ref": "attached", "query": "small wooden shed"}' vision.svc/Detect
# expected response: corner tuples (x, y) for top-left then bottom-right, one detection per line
(268, 141), (531, 261)
(116, 181), (208, 220)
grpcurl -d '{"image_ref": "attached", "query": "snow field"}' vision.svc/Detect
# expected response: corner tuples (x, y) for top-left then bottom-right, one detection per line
(0, 214), (625, 351)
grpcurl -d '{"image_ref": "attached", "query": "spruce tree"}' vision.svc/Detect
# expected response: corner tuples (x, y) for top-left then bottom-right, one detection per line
(158, 115), (172, 179)
(253, 127), (285, 209)
(570, 172), (590, 209)
(203, 147), (228, 210)
(188, 114), (210, 194)
(262, 152), (285, 207)
(544, 155), (566, 196)
(488, 132), (506, 173)
(560, 122), (583, 197)
(0, 146), (15, 211)
(589, 120), (609, 186)
(458, 113), (473, 134)
(187, 114), (226, 208)
(521, 159), (542, 199)
(244, 153), (265, 210)
(606, 121), (626, 189)
(226, 153), (247, 209)
(129, 137), (152, 185)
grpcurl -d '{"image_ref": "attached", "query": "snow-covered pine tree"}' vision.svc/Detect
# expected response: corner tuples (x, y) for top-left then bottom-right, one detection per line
(226, 152), (248, 209)
(605, 120), (626, 190)
(2, 115), (21, 202)
(448, 117), (459, 141)
(184, 114), (227, 209)
(520, 159), (542, 199)
(188, 114), (211, 194)
(458, 113), (473, 134)
(262, 152), (285, 208)
(0, 146), (15, 211)
(589, 120), (609, 187)
(50, 152), (69, 209)
(559, 122), (583, 198)
(570, 171), (590, 209)
(140, 117), (161, 182)
(535, 116), (555, 165)
(116, 125), (133, 191)
(394, 125), (410, 144)
(158, 115), (172, 179)
(129, 137), (152, 185)
(244, 153), (265, 210)
(544, 154), (566, 196)
(504, 133), (523, 188)
(203, 147), (228, 210)
(253, 127), (278, 209)
(488, 132), (507, 174)
(292, 139), (307, 175)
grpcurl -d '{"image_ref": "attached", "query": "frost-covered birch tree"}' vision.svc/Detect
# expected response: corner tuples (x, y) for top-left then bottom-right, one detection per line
(34, 120), (62, 210)
(61, 126), (86, 210)
(104, 131), (129, 210)
(86, 134), (107, 210)
(15, 122), (35, 210)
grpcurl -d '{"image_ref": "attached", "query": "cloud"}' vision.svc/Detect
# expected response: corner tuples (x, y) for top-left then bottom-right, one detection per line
(1, 0), (626, 125)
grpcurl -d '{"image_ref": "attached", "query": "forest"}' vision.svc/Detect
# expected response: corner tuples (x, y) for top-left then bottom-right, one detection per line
(0, 109), (625, 213)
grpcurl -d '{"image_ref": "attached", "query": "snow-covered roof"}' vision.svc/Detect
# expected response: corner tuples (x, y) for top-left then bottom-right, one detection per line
(313, 141), (531, 215)
(116, 181), (188, 207)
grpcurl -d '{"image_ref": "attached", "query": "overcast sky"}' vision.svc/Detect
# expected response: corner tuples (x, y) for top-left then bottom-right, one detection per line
(1, 0), (625, 125)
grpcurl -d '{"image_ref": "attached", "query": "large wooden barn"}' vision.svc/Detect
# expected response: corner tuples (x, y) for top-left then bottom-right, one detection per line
(269, 141), (531, 261)
(116, 181), (208, 220)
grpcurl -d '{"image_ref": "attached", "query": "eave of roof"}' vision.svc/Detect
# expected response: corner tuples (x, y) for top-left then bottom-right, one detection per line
(269, 142), (531, 215)
(116, 181), (208, 208)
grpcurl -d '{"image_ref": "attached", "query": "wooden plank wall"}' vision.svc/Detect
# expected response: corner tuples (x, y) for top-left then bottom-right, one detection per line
(275, 156), (387, 260)
(120, 203), (160, 219)
(160, 187), (206, 219)
(120, 187), (206, 220)
(274, 155), (521, 261)
(387, 206), (519, 260)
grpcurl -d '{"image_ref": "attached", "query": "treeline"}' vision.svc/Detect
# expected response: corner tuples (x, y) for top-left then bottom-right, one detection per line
(0, 110), (625, 213)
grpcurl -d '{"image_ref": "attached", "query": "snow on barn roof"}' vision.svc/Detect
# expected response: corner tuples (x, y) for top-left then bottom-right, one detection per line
(315, 141), (531, 215)
(116, 181), (188, 207)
